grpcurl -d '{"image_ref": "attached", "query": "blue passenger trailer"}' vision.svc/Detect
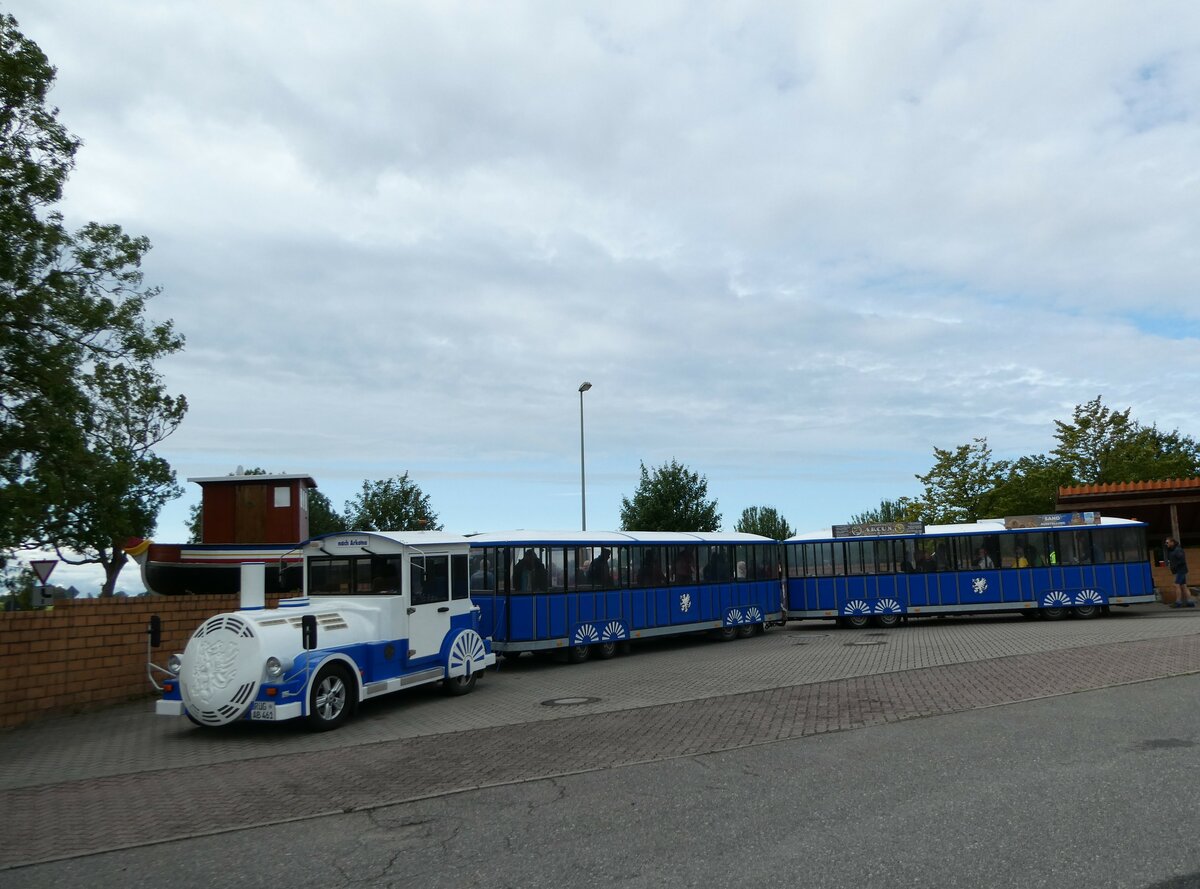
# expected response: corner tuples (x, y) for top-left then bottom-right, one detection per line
(467, 531), (783, 660)
(784, 516), (1156, 627)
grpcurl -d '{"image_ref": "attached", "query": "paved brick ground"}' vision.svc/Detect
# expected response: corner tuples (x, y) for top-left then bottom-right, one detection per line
(3, 607), (1199, 870)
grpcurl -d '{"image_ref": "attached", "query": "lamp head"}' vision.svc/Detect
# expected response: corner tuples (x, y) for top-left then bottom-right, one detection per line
(578, 381), (592, 393)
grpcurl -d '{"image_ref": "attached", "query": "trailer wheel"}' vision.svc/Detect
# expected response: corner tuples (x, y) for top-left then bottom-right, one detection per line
(840, 613), (871, 630)
(443, 671), (478, 696)
(594, 640), (618, 659)
(873, 613), (902, 629)
(566, 643), (591, 664)
(1073, 604), (1100, 619)
(307, 664), (355, 731)
(713, 625), (738, 641)
(737, 623), (755, 638)
(1041, 606), (1067, 621)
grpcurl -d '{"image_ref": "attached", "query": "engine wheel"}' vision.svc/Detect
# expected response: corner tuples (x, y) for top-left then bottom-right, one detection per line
(306, 664), (355, 732)
(443, 672), (478, 696)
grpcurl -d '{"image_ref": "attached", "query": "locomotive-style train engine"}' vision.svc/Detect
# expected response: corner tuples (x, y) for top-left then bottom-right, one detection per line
(149, 532), (495, 730)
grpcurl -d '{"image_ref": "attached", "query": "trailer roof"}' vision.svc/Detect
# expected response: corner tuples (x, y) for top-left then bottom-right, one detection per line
(465, 530), (777, 545)
(786, 515), (1146, 542)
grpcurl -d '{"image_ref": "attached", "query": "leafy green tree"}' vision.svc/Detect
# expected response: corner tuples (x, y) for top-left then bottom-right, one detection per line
(1050, 397), (1138, 484)
(1, 566), (34, 610)
(914, 438), (1008, 524)
(1051, 396), (1200, 484)
(307, 489), (346, 536)
(984, 454), (1074, 517)
(734, 505), (795, 540)
(0, 15), (185, 594)
(849, 496), (922, 525)
(619, 459), (720, 532)
(343, 473), (442, 531)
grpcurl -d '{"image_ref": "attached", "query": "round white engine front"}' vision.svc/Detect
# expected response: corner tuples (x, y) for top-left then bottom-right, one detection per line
(180, 614), (263, 726)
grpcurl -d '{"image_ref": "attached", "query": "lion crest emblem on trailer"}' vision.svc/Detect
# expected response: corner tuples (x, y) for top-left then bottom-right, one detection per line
(971, 577), (988, 595)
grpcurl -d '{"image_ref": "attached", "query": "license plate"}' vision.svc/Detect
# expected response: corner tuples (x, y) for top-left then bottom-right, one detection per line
(250, 702), (276, 721)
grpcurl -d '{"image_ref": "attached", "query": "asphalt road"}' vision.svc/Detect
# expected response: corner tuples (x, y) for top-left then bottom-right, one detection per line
(4, 608), (1200, 888)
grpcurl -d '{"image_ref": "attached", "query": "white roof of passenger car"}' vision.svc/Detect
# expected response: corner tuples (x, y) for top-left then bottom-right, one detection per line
(466, 530), (777, 545)
(786, 515), (1145, 542)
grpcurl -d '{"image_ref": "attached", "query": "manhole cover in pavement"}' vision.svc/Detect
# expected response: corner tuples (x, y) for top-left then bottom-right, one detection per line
(541, 696), (601, 707)
(845, 639), (887, 646)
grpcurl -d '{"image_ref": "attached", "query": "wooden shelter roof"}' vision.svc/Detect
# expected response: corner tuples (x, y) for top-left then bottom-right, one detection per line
(1056, 477), (1200, 544)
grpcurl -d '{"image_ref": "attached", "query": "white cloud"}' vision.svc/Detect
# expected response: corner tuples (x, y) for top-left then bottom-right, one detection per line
(8, 1), (1200, 592)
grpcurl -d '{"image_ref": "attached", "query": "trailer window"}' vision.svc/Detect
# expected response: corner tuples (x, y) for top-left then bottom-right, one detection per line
(510, 547), (549, 593)
(470, 551), (496, 591)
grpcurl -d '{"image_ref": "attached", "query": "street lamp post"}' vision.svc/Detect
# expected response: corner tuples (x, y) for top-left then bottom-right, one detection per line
(578, 381), (592, 531)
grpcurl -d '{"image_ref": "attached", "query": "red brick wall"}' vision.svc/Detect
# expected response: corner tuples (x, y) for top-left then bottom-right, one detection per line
(0, 594), (285, 730)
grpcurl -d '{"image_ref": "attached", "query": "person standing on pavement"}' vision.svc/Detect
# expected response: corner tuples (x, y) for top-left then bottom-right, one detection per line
(1165, 538), (1192, 608)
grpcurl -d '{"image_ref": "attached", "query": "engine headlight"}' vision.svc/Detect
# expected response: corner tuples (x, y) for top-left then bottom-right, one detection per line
(264, 656), (284, 680)
(167, 654), (183, 675)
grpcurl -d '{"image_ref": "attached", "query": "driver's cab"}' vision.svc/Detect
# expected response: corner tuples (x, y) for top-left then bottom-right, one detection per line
(303, 531), (476, 664)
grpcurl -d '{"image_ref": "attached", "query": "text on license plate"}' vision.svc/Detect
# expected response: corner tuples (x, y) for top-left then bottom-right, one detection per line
(251, 702), (276, 721)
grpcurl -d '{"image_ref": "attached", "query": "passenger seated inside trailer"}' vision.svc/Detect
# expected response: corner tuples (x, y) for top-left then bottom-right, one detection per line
(512, 548), (548, 592)
(703, 546), (732, 581)
(470, 556), (494, 590)
(636, 549), (665, 585)
(587, 547), (612, 586)
(673, 547), (696, 583)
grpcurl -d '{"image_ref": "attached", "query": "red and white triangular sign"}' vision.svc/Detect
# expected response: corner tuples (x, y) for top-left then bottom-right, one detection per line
(30, 560), (56, 584)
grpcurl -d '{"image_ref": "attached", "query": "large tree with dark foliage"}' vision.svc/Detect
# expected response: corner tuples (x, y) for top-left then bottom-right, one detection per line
(1051, 396), (1200, 485)
(619, 459), (721, 532)
(343, 473), (442, 531)
(734, 505), (794, 540)
(862, 397), (1200, 525)
(0, 14), (185, 595)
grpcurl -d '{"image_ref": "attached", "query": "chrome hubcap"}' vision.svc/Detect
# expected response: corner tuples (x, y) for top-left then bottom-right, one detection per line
(315, 676), (346, 720)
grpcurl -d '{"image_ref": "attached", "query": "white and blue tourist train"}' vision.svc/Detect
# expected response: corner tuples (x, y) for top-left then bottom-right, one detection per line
(149, 515), (1157, 731)
(149, 531), (495, 731)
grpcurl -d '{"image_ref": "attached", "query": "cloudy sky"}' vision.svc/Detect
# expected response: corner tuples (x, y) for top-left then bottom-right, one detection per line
(10, 1), (1200, 594)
